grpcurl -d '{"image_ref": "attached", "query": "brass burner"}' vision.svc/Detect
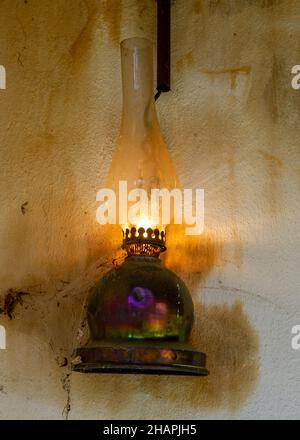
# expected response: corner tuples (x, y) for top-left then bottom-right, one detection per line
(122, 227), (166, 257)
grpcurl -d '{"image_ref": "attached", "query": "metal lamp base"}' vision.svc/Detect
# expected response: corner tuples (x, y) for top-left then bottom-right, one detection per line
(72, 254), (209, 377)
(72, 345), (209, 376)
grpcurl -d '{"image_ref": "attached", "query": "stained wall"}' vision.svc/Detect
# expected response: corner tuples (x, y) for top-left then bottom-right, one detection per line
(0, 0), (299, 419)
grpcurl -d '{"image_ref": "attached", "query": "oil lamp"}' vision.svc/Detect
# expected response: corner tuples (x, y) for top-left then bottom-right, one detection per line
(72, 37), (208, 376)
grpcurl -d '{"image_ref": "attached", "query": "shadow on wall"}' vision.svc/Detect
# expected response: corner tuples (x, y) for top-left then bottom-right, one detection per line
(162, 224), (223, 283)
(156, 225), (259, 410)
(133, 301), (258, 412)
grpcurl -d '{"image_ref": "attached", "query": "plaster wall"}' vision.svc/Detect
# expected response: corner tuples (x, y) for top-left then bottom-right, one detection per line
(0, 0), (299, 419)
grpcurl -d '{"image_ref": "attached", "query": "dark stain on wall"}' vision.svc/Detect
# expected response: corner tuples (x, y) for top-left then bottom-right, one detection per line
(70, 0), (121, 64)
(176, 51), (194, 72)
(208, 0), (281, 16)
(193, 0), (203, 15)
(0, 289), (29, 320)
(192, 301), (259, 409)
(139, 1), (148, 18)
(264, 56), (279, 122)
(261, 0), (279, 7)
(100, 0), (122, 46)
(227, 157), (243, 268)
(258, 150), (283, 218)
(202, 66), (251, 90)
(69, 1), (99, 63)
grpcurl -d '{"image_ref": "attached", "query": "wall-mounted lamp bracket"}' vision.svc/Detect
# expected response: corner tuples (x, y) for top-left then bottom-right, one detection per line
(155, 0), (171, 100)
